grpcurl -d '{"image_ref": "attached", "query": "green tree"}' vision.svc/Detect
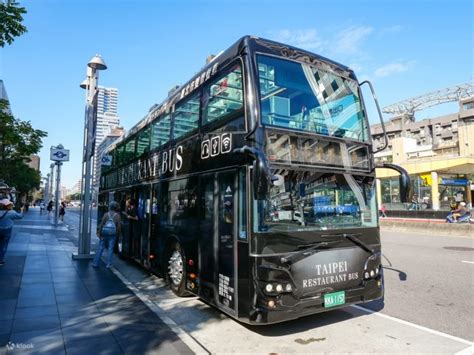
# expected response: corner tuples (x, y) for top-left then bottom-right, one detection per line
(0, 0), (27, 47)
(0, 99), (47, 196)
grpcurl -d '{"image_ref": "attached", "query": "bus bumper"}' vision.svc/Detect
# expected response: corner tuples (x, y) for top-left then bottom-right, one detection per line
(248, 279), (383, 325)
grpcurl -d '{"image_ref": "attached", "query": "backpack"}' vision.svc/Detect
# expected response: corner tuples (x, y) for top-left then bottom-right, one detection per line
(101, 212), (117, 236)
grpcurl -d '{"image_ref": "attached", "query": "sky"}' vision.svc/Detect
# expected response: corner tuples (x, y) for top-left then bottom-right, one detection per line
(1, 0), (473, 188)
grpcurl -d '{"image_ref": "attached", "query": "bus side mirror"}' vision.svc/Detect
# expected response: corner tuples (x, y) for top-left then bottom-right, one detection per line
(253, 160), (270, 200)
(234, 146), (273, 200)
(376, 163), (411, 203)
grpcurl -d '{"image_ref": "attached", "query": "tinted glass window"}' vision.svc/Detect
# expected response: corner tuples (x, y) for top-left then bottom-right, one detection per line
(137, 127), (150, 156)
(173, 94), (200, 140)
(124, 138), (136, 163)
(203, 64), (243, 125)
(151, 114), (171, 149)
(257, 55), (369, 142)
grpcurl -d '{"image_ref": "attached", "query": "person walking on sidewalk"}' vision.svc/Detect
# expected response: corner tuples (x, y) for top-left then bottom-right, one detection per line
(0, 199), (23, 266)
(59, 201), (66, 222)
(47, 200), (53, 217)
(92, 201), (122, 268)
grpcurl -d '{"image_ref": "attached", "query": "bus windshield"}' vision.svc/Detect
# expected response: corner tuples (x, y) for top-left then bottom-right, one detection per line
(253, 170), (377, 233)
(257, 54), (369, 142)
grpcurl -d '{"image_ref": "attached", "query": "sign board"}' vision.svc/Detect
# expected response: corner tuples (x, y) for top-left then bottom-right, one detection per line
(420, 174), (432, 186)
(50, 148), (70, 162)
(101, 155), (112, 166)
(440, 178), (468, 186)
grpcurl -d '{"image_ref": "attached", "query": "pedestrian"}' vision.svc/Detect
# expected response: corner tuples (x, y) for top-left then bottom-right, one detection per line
(92, 201), (122, 268)
(379, 204), (387, 218)
(59, 201), (66, 222)
(39, 201), (45, 215)
(47, 201), (53, 217)
(0, 199), (23, 266)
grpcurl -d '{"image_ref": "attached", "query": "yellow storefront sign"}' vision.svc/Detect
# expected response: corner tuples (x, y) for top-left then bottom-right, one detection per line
(420, 174), (432, 186)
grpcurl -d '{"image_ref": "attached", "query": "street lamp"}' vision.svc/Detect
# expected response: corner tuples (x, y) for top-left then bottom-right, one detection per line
(49, 163), (55, 203)
(50, 144), (69, 225)
(42, 175), (50, 202)
(73, 54), (107, 260)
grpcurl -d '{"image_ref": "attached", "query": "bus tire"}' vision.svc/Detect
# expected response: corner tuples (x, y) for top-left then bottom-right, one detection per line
(166, 242), (189, 297)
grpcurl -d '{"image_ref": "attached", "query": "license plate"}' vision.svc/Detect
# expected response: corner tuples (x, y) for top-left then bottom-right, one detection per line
(324, 291), (345, 308)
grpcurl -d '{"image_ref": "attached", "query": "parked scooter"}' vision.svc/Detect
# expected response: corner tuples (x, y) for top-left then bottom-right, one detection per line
(446, 211), (471, 223)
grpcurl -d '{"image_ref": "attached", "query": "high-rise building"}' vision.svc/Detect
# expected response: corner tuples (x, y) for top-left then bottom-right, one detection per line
(92, 86), (120, 194)
(92, 126), (125, 200)
(0, 79), (12, 114)
(95, 86), (119, 148)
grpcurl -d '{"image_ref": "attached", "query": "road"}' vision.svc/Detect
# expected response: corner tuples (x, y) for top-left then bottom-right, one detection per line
(62, 210), (474, 352)
(369, 230), (474, 340)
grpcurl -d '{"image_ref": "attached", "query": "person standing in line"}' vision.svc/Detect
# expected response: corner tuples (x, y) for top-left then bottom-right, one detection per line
(59, 201), (66, 222)
(0, 199), (23, 266)
(92, 201), (122, 268)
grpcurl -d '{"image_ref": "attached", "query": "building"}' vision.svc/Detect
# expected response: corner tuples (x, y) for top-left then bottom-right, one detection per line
(92, 86), (120, 191)
(95, 86), (119, 147)
(27, 155), (40, 171)
(0, 79), (12, 114)
(371, 96), (474, 211)
(92, 126), (125, 200)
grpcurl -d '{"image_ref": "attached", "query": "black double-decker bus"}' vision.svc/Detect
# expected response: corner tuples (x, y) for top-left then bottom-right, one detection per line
(99, 36), (409, 324)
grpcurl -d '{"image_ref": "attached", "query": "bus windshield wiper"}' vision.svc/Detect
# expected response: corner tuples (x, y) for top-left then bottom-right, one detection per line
(280, 241), (338, 265)
(342, 233), (373, 254)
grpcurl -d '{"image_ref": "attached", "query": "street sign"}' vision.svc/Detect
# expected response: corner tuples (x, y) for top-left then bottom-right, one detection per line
(50, 148), (70, 162)
(101, 155), (112, 166)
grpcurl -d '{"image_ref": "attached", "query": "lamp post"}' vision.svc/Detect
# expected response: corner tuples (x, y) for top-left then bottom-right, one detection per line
(50, 144), (69, 225)
(49, 163), (55, 203)
(73, 54), (107, 260)
(43, 175), (50, 202)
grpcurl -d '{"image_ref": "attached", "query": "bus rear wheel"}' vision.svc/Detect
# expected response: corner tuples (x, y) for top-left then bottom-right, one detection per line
(167, 242), (188, 296)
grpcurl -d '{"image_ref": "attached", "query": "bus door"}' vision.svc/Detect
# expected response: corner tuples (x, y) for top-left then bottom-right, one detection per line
(216, 171), (238, 313)
(137, 186), (151, 265)
(149, 183), (161, 272)
(199, 170), (238, 314)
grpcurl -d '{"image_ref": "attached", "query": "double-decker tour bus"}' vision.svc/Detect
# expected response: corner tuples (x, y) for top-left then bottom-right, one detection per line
(98, 36), (410, 324)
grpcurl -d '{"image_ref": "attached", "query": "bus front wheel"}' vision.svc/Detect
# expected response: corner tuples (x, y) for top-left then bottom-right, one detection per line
(167, 242), (188, 296)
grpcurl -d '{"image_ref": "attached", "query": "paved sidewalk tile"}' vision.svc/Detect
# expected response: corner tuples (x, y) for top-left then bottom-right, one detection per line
(0, 208), (192, 354)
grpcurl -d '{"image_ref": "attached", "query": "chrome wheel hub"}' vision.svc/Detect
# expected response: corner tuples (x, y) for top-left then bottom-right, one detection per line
(168, 250), (183, 286)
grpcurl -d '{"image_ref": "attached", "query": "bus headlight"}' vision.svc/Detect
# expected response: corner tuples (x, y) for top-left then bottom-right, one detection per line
(370, 270), (375, 278)
(275, 284), (283, 293)
(285, 284), (292, 292)
(265, 284), (273, 293)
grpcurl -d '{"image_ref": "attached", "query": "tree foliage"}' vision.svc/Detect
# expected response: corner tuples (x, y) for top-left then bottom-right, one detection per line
(0, 0), (27, 47)
(0, 99), (47, 195)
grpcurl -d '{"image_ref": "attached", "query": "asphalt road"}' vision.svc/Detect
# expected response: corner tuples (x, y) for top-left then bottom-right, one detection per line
(368, 230), (474, 341)
(61, 209), (474, 351)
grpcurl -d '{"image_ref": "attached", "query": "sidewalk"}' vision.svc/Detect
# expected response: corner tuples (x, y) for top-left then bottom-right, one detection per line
(0, 208), (192, 354)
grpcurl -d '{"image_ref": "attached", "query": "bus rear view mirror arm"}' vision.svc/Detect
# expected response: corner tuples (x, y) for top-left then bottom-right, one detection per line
(376, 162), (411, 203)
(234, 146), (276, 200)
(360, 80), (388, 154)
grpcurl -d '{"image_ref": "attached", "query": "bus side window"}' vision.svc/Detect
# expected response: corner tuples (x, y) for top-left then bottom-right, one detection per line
(202, 63), (243, 126)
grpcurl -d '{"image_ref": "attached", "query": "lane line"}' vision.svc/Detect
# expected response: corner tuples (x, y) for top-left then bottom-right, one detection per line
(461, 261), (474, 264)
(109, 265), (210, 354)
(351, 305), (473, 346)
(455, 345), (474, 355)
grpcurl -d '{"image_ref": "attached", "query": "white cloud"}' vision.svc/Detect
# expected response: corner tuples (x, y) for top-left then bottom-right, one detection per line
(374, 60), (416, 77)
(333, 26), (374, 54)
(380, 25), (404, 35)
(268, 29), (325, 50)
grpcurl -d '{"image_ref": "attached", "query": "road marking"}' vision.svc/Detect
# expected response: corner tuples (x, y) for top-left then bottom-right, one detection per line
(109, 265), (210, 354)
(351, 305), (473, 346)
(455, 345), (474, 355)
(461, 260), (474, 264)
